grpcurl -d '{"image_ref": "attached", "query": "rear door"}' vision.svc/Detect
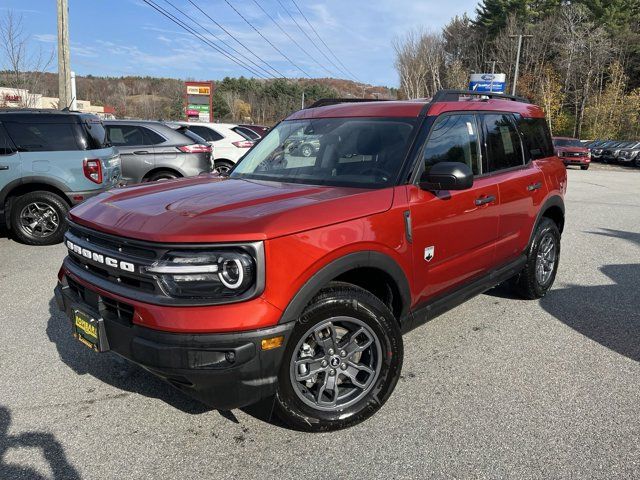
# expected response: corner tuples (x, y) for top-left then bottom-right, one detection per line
(0, 122), (22, 189)
(480, 113), (547, 265)
(409, 113), (500, 304)
(106, 124), (155, 183)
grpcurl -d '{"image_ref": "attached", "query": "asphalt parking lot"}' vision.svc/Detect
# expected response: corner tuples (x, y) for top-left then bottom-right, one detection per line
(1, 163), (639, 479)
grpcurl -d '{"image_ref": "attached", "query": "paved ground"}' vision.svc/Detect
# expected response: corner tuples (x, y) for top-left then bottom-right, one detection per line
(1, 163), (639, 479)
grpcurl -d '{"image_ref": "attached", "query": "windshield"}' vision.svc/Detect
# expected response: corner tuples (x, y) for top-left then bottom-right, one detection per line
(230, 117), (417, 188)
(553, 138), (582, 147)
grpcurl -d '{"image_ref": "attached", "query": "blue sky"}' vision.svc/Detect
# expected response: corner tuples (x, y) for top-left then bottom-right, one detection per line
(2, 0), (479, 87)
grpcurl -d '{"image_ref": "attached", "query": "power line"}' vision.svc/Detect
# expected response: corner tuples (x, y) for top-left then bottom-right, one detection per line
(163, 0), (278, 79)
(222, 0), (313, 79)
(275, 0), (350, 81)
(186, 0), (285, 79)
(251, 0), (335, 78)
(289, 0), (361, 83)
(142, 0), (269, 79)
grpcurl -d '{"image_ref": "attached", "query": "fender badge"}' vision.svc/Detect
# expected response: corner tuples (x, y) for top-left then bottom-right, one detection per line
(424, 246), (435, 262)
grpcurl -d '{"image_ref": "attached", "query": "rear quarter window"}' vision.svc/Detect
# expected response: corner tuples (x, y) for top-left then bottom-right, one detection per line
(4, 122), (80, 152)
(81, 118), (110, 150)
(518, 117), (554, 159)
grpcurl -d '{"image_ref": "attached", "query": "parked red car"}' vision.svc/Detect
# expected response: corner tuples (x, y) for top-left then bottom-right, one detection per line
(553, 137), (591, 170)
(55, 91), (567, 431)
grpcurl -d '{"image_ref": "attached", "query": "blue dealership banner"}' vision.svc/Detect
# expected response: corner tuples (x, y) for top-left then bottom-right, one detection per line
(469, 73), (506, 93)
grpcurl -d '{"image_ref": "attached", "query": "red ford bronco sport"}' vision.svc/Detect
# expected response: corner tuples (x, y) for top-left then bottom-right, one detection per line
(55, 90), (567, 431)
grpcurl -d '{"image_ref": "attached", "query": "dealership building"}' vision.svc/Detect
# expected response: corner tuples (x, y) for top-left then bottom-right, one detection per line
(0, 86), (115, 118)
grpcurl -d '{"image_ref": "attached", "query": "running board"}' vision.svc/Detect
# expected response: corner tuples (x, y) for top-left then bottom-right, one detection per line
(402, 255), (527, 334)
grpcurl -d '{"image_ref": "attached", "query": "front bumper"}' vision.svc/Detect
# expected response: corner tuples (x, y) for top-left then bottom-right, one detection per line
(54, 281), (294, 410)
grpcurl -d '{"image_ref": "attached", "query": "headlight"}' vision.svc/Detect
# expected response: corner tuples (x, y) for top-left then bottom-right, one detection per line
(144, 244), (263, 301)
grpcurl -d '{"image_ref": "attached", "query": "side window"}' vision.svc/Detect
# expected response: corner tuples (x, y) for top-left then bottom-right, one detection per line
(106, 125), (146, 146)
(4, 122), (80, 152)
(422, 114), (480, 175)
(140, 127), (165, 145)
(190, 125), (223, 142)
(516, 116), (554, 160)
(481, 114), (524, 173)
(0, 125), (16, 155)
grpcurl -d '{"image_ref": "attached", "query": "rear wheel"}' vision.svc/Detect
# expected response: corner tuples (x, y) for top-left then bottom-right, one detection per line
(214, 160), (234, 175)
(146, 170), (180, 182)
(10, 191), (69, 245)
(513, 217), (561, 299)
(274, 282), (403, 432)
(581, 165), (589, 170)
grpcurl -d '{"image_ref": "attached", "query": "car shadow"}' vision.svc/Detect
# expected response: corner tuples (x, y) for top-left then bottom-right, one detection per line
(0, 405), (81, 479)
(47, 296), (287, 427)
(539, 228), (640, 362)
(46, 297), (211, 415)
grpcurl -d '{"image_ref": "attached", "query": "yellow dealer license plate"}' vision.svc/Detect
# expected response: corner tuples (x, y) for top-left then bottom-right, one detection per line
(73, 310), (99, 351)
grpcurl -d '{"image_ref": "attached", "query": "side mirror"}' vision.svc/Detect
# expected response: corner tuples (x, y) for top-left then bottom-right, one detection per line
(419, 162), (474, 191)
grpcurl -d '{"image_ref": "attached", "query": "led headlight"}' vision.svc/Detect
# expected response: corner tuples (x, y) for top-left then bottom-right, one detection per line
(144, 246), (261, 300)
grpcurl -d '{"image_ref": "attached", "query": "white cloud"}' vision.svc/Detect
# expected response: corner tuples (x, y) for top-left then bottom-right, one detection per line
(34, 33), (56, 43)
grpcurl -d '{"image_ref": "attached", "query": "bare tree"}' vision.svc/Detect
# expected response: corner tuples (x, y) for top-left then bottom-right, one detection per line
(0, 10), (54, 107)
(394, 29), (445, 99)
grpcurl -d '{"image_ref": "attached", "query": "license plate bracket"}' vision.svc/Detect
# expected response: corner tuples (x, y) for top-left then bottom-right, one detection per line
(73, 309), (109, 352)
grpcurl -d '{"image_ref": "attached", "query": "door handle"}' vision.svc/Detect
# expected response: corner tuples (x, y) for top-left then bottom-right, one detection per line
(133, 150), (150, 155)
(0, 165), (8, 170)
(527, 181), (542, 191)
(475, 195), (496, 206)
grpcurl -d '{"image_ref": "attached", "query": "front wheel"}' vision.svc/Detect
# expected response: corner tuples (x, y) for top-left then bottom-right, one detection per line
(581, 165), (589, 170)
(274, 282), (403, 432)
(513, 217), (561, 299)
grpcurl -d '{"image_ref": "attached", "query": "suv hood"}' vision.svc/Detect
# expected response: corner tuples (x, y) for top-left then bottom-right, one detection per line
(556, 146), (589, 153)
(69, 176), (394, 243)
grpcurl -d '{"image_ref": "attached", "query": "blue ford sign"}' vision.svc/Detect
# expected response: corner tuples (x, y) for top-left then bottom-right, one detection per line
(469, 73), (506, 93)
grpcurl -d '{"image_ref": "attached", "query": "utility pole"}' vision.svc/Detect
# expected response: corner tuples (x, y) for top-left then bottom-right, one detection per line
(301, 90), (305, 110)
(485, 60), (496, 92)
(509, 34), (532, 96)
(57, 0), (72, 109)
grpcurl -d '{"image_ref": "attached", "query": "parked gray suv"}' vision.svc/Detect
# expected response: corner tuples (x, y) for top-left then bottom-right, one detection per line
(0, 109), (121, 245)
(104, 120), (213, 183)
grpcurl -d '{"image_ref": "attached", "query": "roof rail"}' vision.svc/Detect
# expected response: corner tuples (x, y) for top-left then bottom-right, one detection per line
(306, 98), (389, 109)
(431, 89), (530, 104)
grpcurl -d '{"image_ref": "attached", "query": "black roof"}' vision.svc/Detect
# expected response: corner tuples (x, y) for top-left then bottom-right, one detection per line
(0, 108), (98, 123)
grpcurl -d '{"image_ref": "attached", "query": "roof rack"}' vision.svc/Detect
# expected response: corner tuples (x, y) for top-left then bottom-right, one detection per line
(431, 89), (530, 104)
(306, 98), (389, 109)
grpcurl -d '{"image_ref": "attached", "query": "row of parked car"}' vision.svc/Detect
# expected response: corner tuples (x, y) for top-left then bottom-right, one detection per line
(585, 140), (640, 166)
(0, 108), (268, 245)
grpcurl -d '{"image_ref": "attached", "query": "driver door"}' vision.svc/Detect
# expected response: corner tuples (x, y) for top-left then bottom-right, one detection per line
(408, 113), (500, 305)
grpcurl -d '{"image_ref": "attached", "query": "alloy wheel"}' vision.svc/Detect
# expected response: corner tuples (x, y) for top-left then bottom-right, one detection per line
(19, 202), (59, 238)
(535, 232), (557, 285)
(290, 317), (382, 411)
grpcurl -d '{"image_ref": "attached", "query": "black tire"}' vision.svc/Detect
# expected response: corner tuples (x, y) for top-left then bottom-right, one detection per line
(10, 191), (69, 246)
(146, 170), (180, 182)
(581, 165), (589, 170)
(214, 160), (234, 175)
(513, 217), (561, 299)
(274, 282), (403, 432)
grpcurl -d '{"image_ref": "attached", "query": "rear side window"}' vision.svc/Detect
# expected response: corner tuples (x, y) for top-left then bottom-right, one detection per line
(142, 128), (166, 145)
(233, 126), (260, 140)
(518, 117), (553, 159)
(4, 122), (80, 152)
(107, 125), (147, 146)
(481, 114), (524, 173)
(422, 114), (480, 175)
(81, 119), (110, 149)
(188, 125), (223, 142)
(0, 125), (16, 155)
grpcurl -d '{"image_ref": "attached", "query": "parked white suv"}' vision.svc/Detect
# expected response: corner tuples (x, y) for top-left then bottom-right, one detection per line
(171, 122), (254, 174)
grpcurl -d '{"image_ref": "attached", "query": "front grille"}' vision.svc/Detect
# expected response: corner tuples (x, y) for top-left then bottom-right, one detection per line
(65, 222), (168, 298)
(67, 277), (134, 326)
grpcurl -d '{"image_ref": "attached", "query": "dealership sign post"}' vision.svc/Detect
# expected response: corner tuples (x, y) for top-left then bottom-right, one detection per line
(469, 74), (507, 94)
(184, 81), (214, 122)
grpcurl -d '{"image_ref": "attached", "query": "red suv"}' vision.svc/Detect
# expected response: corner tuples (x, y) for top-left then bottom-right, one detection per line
(553, 136), (591, 170)
(54, 91), (567, 431)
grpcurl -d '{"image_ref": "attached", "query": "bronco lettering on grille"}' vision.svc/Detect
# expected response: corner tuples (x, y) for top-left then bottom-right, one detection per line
(66, 240), (136, 273)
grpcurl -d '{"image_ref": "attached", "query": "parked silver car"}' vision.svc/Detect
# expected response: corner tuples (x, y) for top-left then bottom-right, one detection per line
(104, 120), (212, 183)
(617, 142), (640, 167)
